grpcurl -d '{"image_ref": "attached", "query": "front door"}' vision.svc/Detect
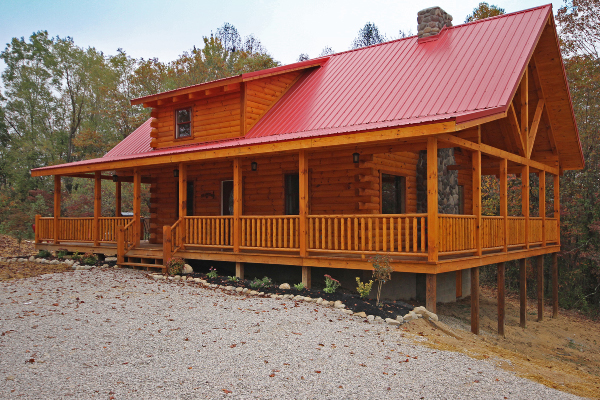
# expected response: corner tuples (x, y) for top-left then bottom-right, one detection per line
(221, 180), (234, 216)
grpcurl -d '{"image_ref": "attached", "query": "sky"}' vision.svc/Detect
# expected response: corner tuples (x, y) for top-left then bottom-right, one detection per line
(0, 0), (565, 71)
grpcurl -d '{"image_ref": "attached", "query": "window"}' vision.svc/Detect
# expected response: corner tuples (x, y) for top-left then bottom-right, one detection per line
(175, 107), (192, 139)
(285, 173), (299, 215)
(381, 173), (406, 214)
(221, 180), (234, 216)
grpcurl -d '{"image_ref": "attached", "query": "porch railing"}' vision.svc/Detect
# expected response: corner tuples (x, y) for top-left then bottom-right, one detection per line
(545, 218), (559, 242)
(37, 217), (55, 241)
(184, 216), (233, 248)
(482, 216), (504, 249)
(508, 217), (526, 246)
(58, 217), (94, 242)
(308, 214), (427, 256)
(122, 219), (136, 251)
(240, 216), (299, 251)
(99, 217), (135, 242)
(438, 215), (476, 254)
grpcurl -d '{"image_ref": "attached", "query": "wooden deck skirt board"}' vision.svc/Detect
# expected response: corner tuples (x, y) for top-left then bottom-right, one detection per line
(35, 242), (559, 274)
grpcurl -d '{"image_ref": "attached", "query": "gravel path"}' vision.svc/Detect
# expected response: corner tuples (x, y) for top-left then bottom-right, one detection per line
(0, 269), (582, 399)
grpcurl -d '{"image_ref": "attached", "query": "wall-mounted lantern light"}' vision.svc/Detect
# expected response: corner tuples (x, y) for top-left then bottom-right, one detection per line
(353, 152), (360, 164)
(112, 174), (119, 183)
(251, 161), (258, 171)
(173, 169), (179, 178)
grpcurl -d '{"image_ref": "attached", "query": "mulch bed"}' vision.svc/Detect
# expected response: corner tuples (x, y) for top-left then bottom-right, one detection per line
(187, 272), (413, 320)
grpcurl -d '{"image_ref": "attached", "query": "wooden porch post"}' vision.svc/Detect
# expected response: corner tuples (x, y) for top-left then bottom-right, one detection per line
(497, 262), (505, 337)
(471, 266), (480, 335)
(133, 168), (141, 247)
(552, 252), (558, 318)
(554, 173), (560, 246)
(178, 162), (187, 249)
(115, 179), (122, 217)
(520, 258), (527, 328)
(233, 158), (242, 253)
(537, 255), (544, 321)
(54, 175), (61, 244)
(539, 171), (546, 246)
(34, 215), (40, 244)
(472, 150), (482, 256)
(162, 225), (172, 273)
(236, 262), (244, 279)
(94, 171), (101, 246)
(302, 266), (311, 289)
(426, 274), (436, 313)
(299, 150), (309, 257)
(522, 165), (530, 249)
(427, 137), (438, 262)
(500, 158), (508, 252)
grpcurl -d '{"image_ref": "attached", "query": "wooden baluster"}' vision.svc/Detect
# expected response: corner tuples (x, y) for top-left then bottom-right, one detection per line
(375, 218), (380, 252)
(347, 218), (352, 251)
(261, 218), (266, 248)
(398, 218), (402, 252)
(361, 218), (366, 252)
(389, 218), (394, 252)
(383, 218), (387, 252)
(284, 218), (288, 248)
(340, 218), (345, 250)
(421, 217), (426, 252)
(354, 218), (359, 251)
(334, 218), (338, 250)
(413, 216), (417, 253)
(321, 218), (327, 249)
(405, 218), (409, 252)
(328, 218), (332, 250)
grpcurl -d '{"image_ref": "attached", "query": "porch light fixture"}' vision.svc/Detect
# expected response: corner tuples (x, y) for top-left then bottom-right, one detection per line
(353, 152), (360, 164)
(173, 169), (179, 178)
(251, 161), (258, 171)
(112, 174), (118, 183)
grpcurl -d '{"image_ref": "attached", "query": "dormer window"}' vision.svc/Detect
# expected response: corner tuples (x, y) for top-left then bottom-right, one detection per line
(175, 107), (192, 139)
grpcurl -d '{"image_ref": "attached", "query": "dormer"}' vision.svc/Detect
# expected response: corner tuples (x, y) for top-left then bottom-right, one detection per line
(130, 59), (329, 149)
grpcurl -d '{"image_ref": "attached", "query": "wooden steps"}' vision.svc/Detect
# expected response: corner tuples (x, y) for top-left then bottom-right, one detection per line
(119, 252), (165, 272)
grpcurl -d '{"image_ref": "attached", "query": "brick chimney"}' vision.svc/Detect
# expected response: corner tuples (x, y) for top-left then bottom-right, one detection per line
(417, 7), (453, 39)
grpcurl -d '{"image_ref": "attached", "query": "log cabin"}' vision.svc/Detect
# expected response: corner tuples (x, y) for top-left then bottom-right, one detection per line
(31, 5), (583, 335)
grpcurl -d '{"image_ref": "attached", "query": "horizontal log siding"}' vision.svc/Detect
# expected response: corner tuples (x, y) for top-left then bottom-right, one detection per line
(153, 92), (242, 149)
(245, 71), (301, 133)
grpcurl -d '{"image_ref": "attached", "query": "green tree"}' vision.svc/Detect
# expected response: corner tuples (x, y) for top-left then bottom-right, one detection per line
(351, 22), (386, 49)
(465, 2), (505, 22)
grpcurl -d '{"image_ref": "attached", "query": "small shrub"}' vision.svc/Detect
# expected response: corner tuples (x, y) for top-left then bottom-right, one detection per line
(293, 282), (305, 291)
(56, 248), (69, 259)
(71, 251), (82, 261)
(250, 276), (272, 289)
(167, 257), (184, 275)
(227, 276), (239, 282)
(82, 252), (98, 266)
(355, 277), (374, 299)
(370, 254), (392, 306)
(323, 274), (340, 294)
(206, 266), (218, 279)
(38, 249), (51, 258)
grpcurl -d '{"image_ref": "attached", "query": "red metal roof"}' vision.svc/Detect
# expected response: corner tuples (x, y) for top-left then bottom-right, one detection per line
(103, 118), (153, 158)
(246, 5), (550, 139)
(34, 5), (567, 174)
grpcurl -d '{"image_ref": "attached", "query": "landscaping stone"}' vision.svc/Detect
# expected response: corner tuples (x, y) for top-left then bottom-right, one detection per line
(279, 283), (291, 290)
(182, 264), (193, 274)
(316, 298), (323, 304)
(343, 309), (353, 315)
(173, 276), (181, 281)
(354, 312), (367, 318)
(29, 256), (35, 262)
(374, 316), (383, 322)
(236, 287), (244, 293)
(385, 318), (401, 326)
(367, 315), (375, 322)
(334, 301), (345, 309)
(105, 257), (117, 262)
(396, 315), (404, 323)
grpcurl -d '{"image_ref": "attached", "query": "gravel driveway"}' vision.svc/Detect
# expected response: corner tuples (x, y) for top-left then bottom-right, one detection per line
(0, 268), (582, 399)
